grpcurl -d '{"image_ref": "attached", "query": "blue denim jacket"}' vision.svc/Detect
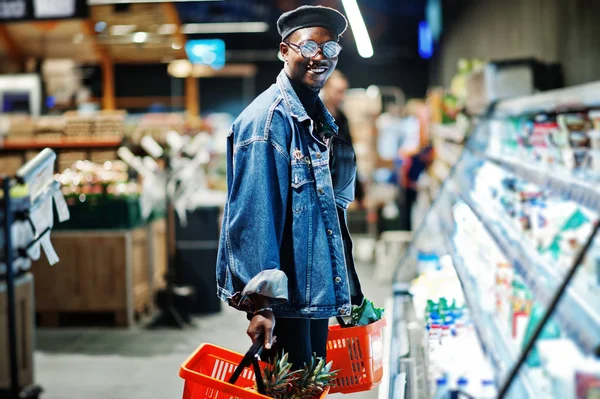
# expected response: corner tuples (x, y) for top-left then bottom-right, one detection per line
(216, 70), (360, 318)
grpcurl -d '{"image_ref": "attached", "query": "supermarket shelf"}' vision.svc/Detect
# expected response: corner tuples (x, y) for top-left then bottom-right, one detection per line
(495, 81), (600, 116)
(0, 136), (123, 150)
(487, 153), (600, 209)
(436, 140), (463, 165)
(432, 123), (466, 143)
(430, 160), (451, 183)
(443, 230), (534, 398)
(459, 191), (600, 354)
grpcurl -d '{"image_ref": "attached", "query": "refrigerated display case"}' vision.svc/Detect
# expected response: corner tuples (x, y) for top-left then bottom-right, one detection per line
(385, 81), (600, 399)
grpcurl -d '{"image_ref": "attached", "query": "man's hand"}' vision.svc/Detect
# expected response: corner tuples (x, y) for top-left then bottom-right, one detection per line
(247, 310), (275, 350)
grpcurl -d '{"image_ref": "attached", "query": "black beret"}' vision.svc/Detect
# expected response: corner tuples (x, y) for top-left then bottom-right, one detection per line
(277, 5), (348, 41)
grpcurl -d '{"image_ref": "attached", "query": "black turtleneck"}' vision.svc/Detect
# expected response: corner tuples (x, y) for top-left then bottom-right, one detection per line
(286, 72), (319, 120)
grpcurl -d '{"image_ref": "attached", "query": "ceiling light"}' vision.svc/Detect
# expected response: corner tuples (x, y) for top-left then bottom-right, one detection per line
(181, 22), (268, 34)
(133, 32), (148, 44)
(168, 59), (192, 78)
(366, 85), (380, 98)
(172, 42), (183, 50)
(110, 24), (136, 35)
(157, 24), (178, 35)
(94, 21), (107, 32)
(341, 0), (374, 58)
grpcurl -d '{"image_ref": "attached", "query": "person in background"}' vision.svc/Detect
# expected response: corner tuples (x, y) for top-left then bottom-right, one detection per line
(398, 100), (434, 231)
(321, 70), (365, 208)
(215, 5), (364, 369)
(374, 92), (420, 232)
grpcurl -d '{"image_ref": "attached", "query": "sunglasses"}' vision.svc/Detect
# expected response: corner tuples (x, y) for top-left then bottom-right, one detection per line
(285, 40), (342, 59)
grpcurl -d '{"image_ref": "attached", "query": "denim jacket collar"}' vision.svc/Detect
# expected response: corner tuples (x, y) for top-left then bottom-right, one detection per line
(276, 70), (339, 135)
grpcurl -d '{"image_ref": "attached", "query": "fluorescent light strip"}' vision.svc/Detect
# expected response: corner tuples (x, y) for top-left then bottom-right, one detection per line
(181, 22), (268, 34)
(157, 24), (178, 35)
(341, 0), (374, 58)
(110, 24), (137, 35)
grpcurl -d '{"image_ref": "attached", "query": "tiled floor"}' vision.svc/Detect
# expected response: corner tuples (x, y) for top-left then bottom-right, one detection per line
(34, 259), (393, 399)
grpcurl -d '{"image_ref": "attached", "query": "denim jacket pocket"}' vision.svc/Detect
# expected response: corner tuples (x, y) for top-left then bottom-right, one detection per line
(291, 162), (313, 213)
(330, 137), (357, 209)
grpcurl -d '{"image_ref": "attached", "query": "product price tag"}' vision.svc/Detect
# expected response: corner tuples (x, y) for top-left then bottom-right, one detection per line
(53, 190), (70, 222)
(40, 231), (59, 265)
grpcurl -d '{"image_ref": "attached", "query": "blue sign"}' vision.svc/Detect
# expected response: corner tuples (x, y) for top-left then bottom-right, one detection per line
(426, 0), (443, 42)
(185, 39), (226, 70)
(418, 20), (433, 59)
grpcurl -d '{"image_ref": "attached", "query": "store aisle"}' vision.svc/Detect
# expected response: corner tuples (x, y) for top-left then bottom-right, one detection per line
(34, 260), (391, 399)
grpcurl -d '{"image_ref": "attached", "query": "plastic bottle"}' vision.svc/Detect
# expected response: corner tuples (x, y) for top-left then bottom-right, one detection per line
(440, 321), (452, 344)
(479, 379), (497, 399)
(432, 377), (450, 399)
(450, 377), (469, 399)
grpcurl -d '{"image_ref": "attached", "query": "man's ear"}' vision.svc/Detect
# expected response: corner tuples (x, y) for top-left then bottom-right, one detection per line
(280, 42), (289, 61)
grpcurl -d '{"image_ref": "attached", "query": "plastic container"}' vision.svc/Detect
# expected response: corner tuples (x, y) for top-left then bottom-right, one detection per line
(179, 343), (329, 399)
(417, 251), (440, 274)
(326, 318), (387, 394)
(432, 377), (449, 399)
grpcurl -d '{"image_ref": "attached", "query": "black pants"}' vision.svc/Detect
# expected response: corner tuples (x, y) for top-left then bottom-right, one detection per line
(400, 187), (418, 231)
(264, 317), (329, 370)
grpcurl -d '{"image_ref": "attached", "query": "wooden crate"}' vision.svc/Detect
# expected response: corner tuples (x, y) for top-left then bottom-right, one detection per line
(0, 273), (35, 390)
(148, 218), (168, 297)
(31, 228), (151, 327)
(89, 150), (118, 164)
(0, 154), (24, 176)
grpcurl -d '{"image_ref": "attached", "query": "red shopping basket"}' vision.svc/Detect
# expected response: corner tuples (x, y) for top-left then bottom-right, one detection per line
(180, 342), (329, 399)
(326, 317), (387, 394)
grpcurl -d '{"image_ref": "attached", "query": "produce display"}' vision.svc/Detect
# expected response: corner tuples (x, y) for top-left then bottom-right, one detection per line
(55, 160), (150, 229)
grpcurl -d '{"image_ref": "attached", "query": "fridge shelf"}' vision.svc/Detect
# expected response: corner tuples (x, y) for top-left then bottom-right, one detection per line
(459, 192), (600, 354)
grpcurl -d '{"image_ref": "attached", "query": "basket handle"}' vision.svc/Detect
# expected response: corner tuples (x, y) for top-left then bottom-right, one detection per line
(228, 335), (266, 395)
(336, 316), (350, 328)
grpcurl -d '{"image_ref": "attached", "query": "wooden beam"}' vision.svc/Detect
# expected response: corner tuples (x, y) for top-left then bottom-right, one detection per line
(102, 57), (116, 111)
(0, 25), (24, 67)
(185, 76), (199, 117)
(90, 96), (185, 109)
(191, 64), (258, 78)
(81, 19), (110, 61)
(161, 2), (187, 59)
(81, 20), (115, 111)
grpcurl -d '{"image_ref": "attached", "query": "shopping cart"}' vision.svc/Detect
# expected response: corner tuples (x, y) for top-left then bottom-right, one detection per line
(326, 317), (387, 394)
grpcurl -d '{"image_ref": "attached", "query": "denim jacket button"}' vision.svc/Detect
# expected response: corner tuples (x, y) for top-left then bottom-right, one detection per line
(327, 229), (333, 235)
(339, 308), (346, 314)
(316, 152), (322, 158)
(334, 276), (342, 283)
(317, 187), (324, 194)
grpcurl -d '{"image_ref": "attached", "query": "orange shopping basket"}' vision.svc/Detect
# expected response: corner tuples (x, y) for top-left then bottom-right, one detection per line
(326, 317), (387, 394)
(180, 339), (328, 399)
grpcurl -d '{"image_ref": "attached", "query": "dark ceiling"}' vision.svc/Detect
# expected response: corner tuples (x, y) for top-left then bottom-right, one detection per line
(175, 0), (427, 62)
